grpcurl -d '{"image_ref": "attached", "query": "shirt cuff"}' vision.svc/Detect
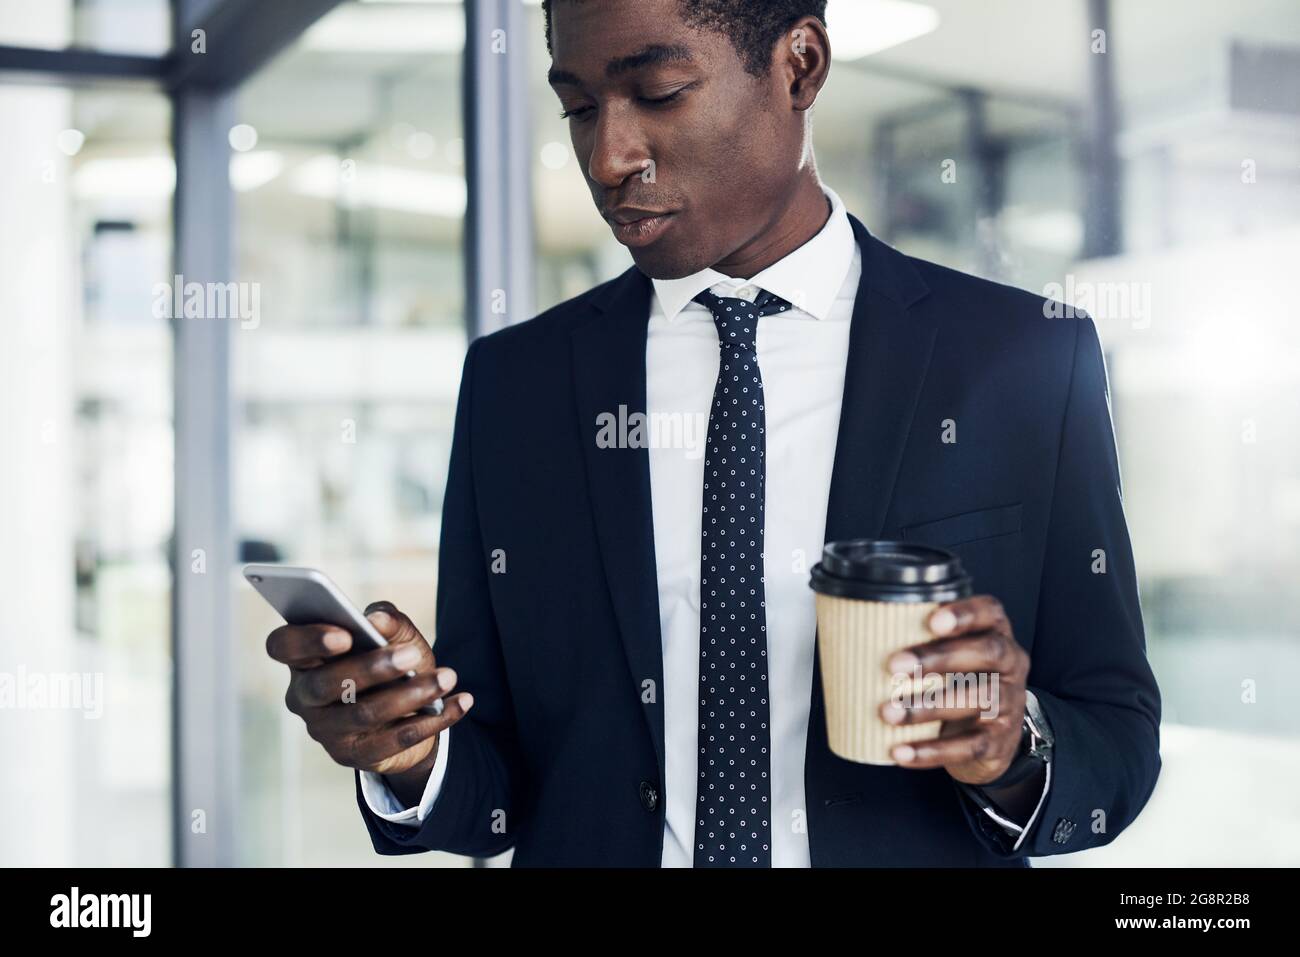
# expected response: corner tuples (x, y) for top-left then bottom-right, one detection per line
(966, 760), (1053, 852)
(358, 727), (451, 826)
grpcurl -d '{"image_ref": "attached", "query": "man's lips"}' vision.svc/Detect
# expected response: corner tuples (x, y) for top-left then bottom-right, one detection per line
(604, 208), (678, 247)
(605, 206), (672, 225)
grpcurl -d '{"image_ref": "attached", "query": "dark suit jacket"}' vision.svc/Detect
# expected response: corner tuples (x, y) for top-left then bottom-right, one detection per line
(357, 213), (1162, 866)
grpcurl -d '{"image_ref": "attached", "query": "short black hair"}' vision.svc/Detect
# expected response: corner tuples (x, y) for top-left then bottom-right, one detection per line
(541, 0), (829, 78)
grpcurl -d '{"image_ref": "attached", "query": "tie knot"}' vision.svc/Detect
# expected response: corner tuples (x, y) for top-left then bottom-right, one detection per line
(693, 288), (791, 350)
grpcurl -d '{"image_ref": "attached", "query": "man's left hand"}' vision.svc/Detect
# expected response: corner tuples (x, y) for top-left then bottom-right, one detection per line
(877, 594), (1029, 786)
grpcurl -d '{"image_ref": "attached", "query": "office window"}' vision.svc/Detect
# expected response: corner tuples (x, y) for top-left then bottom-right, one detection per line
(0, 0), (170, 55)
(0, 21), (173, 863)
(230, 0), (469, 867)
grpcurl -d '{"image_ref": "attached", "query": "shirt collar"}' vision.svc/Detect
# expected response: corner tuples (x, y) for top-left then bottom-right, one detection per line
(651, 184), (856, 323)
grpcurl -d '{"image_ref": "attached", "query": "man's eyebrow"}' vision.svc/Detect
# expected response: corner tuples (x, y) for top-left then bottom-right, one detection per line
(547, 44), (695, 87)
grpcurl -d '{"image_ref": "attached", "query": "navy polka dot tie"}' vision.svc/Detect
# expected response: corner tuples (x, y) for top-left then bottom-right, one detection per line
(693, 286), (790, 867)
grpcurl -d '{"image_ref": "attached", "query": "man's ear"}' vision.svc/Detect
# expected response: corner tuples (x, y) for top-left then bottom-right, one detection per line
(779, 15), (831, 111)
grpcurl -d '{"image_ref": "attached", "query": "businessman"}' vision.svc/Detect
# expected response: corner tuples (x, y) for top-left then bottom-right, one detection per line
(266, 0), (1161, 866)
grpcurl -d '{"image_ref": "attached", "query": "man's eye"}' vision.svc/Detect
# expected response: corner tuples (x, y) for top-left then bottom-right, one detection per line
(640, 87), (689, 107)
(559, 84), (693, 120)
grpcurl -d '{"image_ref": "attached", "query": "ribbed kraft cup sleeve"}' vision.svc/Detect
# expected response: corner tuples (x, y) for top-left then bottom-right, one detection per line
(815, 594), (942, 765)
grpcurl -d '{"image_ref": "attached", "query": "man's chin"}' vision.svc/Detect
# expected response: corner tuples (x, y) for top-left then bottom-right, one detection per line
(627, 245), (708, 281)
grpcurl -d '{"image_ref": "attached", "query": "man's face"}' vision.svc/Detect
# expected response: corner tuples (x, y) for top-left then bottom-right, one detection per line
(548, 0), (803, 279)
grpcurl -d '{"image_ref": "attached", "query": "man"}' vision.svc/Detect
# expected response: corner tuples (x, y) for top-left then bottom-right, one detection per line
(266, 0), (1161, 866)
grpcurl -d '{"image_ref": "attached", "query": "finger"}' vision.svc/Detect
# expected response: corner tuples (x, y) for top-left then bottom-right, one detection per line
(314, 670), (459, 734)
(352, 693), (474, 768)
(266, 623), (352, 666)
(364, 601), (426, 645)
(880, 700), (987, 726)
(880, 697), (1023, 735)
(292, 643), (434, 708)
(888, 630), (1021, 676)
(927, 595), (1008, 637)
(890, 727), (1004, 770)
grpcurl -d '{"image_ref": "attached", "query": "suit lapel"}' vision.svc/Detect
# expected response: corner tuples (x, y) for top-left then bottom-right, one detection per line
(570, 267), (667, 778)
(824, 215), (936, 543)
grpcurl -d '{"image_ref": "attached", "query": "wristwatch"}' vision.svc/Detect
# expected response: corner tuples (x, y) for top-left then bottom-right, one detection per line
(980, 689), (1054, 791)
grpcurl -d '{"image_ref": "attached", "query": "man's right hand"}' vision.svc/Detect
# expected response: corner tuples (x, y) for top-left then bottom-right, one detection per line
(266, 601), (473, 801)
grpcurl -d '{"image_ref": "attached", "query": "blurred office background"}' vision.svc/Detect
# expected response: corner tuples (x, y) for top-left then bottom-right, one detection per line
(0, 0), (1297, 866)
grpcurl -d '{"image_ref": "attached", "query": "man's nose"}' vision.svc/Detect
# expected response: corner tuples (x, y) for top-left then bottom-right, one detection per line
(586, 105), (651, 190)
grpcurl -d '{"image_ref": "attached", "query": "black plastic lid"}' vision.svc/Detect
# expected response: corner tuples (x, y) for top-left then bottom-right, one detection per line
(809, 540), (972, 603)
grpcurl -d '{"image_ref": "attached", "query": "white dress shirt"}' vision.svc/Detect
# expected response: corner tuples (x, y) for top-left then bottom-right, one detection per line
(360, 185), (1049, 862)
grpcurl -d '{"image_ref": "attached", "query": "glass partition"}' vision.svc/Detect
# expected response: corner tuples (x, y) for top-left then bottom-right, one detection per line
(0, 24), (173, 864)
(231, 0), (470, 867)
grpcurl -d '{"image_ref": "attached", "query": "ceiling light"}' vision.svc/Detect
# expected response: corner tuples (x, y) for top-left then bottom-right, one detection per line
(289, 155), (466, 217)
(827, 0), (940, 60)
(230, 151), (284, 192)
(303, 4), (464, 54)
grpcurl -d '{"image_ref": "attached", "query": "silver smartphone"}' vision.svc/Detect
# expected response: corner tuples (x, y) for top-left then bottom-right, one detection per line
(244, 563), (442, 715)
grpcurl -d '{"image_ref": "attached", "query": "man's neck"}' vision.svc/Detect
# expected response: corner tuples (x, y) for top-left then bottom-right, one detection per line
(710, 173), (832, 280)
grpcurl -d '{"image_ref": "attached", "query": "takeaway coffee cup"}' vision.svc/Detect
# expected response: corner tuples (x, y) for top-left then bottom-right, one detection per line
(809, 540), (972, 765)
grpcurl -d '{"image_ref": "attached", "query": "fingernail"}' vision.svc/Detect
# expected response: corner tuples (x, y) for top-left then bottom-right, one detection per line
(882, 702), (906, 724)
(888, 651), (919, 673)
(460, 693), (474, 712)
(436, 668), (457, 692)
(368, 610), (393, 630)
(323, 629), (351, 652)
(892, 744), (915, 763)
(391, 644), (421, 669)
(929, 609), (957, 635)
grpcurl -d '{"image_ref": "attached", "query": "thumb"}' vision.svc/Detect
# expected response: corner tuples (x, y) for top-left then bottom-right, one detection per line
(364, 600), (425, 645)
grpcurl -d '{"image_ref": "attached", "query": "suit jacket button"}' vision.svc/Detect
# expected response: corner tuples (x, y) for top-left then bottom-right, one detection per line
(638, 781), (659, 813)
(1051, 818), (1075, 844)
